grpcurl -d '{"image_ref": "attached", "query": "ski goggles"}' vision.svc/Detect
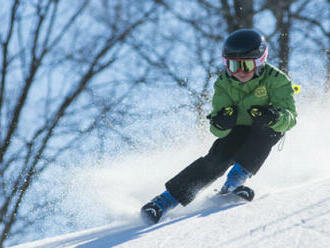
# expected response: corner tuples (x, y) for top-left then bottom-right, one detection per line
(225, 59), (257, 74)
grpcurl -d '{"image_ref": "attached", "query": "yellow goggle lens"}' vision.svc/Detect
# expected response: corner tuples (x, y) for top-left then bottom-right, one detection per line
(228, 60), (255, 73)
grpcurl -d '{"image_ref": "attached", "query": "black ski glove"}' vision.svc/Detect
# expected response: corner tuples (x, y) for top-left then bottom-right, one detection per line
(247, 105), (280, 127)
(207, 105), (238, 130)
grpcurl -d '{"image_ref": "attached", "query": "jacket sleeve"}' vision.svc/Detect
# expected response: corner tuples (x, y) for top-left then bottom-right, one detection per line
(209, 78), (234, 138)
(269, 74), (297, 132)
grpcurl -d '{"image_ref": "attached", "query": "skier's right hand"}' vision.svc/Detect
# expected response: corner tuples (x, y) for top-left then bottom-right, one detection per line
(207, 105), (238, 130)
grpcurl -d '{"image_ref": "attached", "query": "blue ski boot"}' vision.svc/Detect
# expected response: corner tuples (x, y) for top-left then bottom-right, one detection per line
(220, 163), (252, 195)
(141, 190), (179, 224)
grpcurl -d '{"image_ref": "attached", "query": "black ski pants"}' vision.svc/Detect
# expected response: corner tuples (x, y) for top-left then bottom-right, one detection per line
(165, 125), (283, 206)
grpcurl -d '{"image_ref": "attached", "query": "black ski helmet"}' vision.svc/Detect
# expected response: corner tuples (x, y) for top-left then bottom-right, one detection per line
(222, 29), (268, 60)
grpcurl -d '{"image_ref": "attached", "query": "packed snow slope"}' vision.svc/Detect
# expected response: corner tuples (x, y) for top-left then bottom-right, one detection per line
(10, 178), (330, 248)
(9, 94), (330, 248)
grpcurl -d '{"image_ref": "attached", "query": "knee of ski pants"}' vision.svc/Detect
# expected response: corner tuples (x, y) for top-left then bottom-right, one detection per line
(165, 156), (231, 206)
(233, 129), (284, 175)
(204, 137), (237, 163)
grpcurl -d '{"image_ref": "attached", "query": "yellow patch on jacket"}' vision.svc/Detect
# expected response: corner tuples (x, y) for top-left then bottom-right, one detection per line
(254, 86), (267, 98)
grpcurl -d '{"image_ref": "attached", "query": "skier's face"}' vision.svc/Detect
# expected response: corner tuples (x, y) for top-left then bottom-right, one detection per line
(233, 70), (255, 83)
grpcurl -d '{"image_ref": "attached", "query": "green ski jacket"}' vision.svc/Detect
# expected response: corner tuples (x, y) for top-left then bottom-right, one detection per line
(210, 63), (297, 138)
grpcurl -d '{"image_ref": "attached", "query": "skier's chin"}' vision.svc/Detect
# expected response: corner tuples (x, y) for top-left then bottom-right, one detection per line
(233, 71), (254, 83)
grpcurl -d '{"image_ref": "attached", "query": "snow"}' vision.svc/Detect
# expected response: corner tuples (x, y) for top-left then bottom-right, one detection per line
(9, 178), (330, 248)
(8, 95), (330, 248)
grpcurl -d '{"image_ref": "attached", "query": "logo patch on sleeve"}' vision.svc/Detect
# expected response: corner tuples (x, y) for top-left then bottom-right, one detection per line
(254, 86), (267, 98)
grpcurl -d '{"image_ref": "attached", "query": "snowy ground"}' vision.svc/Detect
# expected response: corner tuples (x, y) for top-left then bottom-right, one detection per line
(8, 95), (330, 248)
(9, 178), (330, 248)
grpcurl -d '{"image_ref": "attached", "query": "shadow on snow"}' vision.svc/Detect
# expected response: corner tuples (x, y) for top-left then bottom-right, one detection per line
(73, 200), (244, 248)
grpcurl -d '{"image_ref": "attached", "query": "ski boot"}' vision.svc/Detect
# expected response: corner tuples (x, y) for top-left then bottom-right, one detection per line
(141, 190), (179, 224)
(232, 185), (255, 201)
(220, 163), (254, 201)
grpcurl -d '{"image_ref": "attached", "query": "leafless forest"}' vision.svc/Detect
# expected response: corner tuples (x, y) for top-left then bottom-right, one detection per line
(0, 0), (329, 246)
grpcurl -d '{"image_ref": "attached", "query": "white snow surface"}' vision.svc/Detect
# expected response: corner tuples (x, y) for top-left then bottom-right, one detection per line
(8, 95), (330, 248)
(9, 179), (330, 248)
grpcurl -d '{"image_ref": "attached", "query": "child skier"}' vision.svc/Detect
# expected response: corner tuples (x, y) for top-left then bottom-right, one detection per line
(141, 29), (297, 224)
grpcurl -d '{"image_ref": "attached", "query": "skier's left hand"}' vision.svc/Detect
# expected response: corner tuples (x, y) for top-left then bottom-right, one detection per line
(247, 105), (280, 127)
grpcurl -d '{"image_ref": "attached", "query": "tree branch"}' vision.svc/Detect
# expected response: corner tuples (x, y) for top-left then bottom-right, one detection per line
(0, 0), (20, 142)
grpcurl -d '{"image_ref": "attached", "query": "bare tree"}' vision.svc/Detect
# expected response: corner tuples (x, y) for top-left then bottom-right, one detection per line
(257, 0), (329, 79)
(150, 0), (330, 101)
(145, 0), (256, 124)
(288, 0), (330, 90)
(0, 0), (158, 246)
(273, 1), (292, 73)
(1, 0), (328, 246)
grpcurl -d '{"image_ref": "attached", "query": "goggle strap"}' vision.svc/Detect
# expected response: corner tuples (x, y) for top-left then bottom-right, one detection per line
(255, 46), (268, 66)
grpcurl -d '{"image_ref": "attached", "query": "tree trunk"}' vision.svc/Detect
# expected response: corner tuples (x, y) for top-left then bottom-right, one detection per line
(234, 0), (254, 29)
(276, 1), (292, 73)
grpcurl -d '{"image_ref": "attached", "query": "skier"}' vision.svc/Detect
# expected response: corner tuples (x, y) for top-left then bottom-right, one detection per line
(141, 29), (297, 224)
